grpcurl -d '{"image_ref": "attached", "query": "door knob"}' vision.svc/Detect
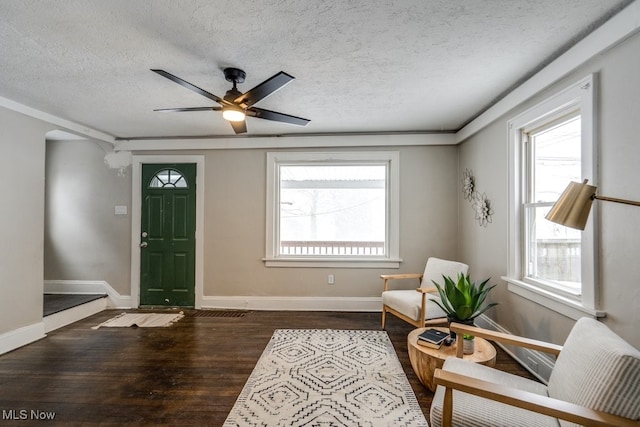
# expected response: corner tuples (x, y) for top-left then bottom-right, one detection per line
(140, 242), (148, 248)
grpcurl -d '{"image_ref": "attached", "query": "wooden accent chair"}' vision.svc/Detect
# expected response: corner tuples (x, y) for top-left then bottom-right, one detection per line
(431, 318), (640, 427)
(380, 257), (468, 329)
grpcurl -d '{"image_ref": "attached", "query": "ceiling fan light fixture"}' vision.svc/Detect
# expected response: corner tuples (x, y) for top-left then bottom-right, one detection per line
(222, 106), (246, 122)
(151, 68), (310, 134)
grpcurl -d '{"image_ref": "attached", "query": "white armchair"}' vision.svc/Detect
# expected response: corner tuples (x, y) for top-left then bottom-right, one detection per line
(380, 257), (468, 329)
(431, 318), (640, 427)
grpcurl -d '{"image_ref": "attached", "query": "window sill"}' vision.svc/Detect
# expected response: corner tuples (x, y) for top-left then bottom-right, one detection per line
(263, 257), (402, 268)
(502, 276), (606, 320)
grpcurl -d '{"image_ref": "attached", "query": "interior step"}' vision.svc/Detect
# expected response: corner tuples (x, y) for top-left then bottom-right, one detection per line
(43, 294), (108, 333)
(44, 293), (107, 316)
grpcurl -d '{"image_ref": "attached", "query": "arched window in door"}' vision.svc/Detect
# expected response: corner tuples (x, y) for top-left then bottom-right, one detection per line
(148, 169), (188, 188)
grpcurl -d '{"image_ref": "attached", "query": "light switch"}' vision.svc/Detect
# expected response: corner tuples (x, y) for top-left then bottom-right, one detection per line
(115, 205), (128, 215)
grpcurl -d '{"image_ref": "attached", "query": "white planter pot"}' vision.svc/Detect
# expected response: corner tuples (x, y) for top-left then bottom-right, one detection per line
(463, 338), (475, 355)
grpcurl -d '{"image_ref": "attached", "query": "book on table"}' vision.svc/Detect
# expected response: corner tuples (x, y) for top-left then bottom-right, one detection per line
(417, 339), (443, 349)
(417, 328), (449, 349)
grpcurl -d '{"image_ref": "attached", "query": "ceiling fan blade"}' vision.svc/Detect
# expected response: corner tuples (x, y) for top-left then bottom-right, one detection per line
(229, 120), (247, 134)
(247, 107), (310, 126)
(154, 107), (222, 112)
(151, 69), (230, 105)
(234, 71), (294, 108)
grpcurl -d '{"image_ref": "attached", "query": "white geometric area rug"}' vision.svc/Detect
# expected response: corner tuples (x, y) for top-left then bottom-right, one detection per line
(91, 312), (184, 329)
(223, 329), (428, 426)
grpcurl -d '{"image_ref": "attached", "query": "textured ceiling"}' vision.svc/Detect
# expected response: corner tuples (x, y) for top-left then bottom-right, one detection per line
(0, 0), (633, 139)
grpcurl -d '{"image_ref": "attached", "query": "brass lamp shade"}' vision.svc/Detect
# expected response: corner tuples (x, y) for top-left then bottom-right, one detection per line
(545, 179), (597, 230)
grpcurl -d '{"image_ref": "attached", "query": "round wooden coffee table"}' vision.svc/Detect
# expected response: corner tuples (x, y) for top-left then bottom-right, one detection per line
(407, 327), (496, 391)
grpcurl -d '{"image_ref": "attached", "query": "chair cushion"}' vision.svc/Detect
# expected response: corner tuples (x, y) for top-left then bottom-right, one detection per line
(431, 357), (558, 427)
(381, 290), (447, 321)
(547, 317), (640, 426)
(422, 257), (469, 289)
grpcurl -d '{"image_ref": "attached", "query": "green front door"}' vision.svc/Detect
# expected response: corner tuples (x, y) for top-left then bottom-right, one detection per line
(140, 163), (196, 307)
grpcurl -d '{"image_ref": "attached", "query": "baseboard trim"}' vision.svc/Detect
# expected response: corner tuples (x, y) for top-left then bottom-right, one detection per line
(475, 315), (555, 384)
(43, 297), (108, 333)
(44, 280), (132, 308)
(202, 296), (382, 312)
(0, 322), (46, 356)
(42, 285), (384, 312)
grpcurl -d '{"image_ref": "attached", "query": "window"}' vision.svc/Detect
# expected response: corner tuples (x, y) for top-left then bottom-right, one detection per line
(265, 151), (400, 268)
(524, 114), (582, 295)
(149, 169), (188, 188)
(506, 75), (604, 319)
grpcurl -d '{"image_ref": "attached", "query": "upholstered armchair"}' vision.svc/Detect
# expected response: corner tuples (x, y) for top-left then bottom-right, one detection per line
(431, 318), (640, 427)
(380, 257), (468, 329)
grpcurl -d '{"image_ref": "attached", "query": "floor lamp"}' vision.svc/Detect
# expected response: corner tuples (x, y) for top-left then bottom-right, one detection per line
(545, 179), (640, 230)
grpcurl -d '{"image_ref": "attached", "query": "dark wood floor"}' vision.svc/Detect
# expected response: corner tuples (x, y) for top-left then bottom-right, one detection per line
(0, 310), (537, 426)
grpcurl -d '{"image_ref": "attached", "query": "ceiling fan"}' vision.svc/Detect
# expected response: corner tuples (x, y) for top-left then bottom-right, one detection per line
(151, 67), (310, 134)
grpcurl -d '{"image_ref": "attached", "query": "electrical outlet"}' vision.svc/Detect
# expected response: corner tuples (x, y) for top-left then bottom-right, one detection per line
(328, 274), (335, 284)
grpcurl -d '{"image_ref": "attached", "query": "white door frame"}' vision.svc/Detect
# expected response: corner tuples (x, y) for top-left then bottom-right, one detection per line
(130, 155), (205, 308)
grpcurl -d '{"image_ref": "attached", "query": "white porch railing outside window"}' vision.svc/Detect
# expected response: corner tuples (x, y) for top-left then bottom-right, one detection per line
(280, 241), (385, 256)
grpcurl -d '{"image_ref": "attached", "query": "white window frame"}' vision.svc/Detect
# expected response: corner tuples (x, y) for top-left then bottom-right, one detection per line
(504, 74), (605, 319)
(264, 151), (401, 268)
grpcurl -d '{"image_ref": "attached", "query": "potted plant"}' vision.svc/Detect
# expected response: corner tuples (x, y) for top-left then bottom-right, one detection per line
(431, 273), (498, 339)
(462, 334), (475, 354)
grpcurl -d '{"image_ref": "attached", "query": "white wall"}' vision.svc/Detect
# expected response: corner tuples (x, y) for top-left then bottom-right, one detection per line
(41, 142), (459, 311)
(457, 31), (640, 350)
(44, 139), (131, 294)
(0, 107), (52, 341)
(135, 145), (460, 306)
